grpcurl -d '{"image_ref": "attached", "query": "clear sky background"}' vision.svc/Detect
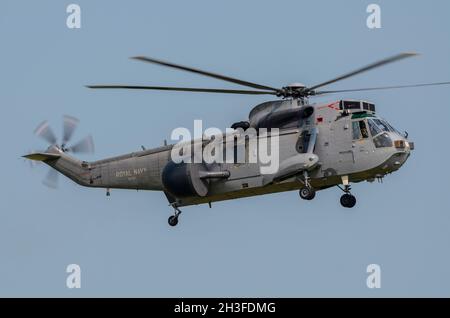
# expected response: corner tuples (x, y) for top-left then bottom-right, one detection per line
(1, 0), (449, 297)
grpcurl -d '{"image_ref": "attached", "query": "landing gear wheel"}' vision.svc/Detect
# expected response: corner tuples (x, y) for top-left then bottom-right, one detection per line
(168, 215), (179, 227)
(340, 193), (356, 208)
(299, 186), (316, 200)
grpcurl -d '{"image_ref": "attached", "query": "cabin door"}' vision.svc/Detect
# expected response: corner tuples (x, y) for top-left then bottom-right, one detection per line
(330, 118), (355, 173)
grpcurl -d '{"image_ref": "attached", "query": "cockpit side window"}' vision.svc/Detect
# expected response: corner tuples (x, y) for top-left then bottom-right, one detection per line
(368, 119), (383, 136)
(352, 120), (369, 140)
(374, 119), (390, 132)
(383, 120), (402, 135)
(360, 121), (369, 138)
(367, 118), (394, 148)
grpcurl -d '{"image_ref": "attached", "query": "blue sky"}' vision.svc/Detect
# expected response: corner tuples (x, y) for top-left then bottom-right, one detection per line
(1, 0), (449, 296)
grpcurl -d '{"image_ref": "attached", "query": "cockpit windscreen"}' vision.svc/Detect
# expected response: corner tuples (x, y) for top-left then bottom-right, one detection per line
(367, 118), (400, 136)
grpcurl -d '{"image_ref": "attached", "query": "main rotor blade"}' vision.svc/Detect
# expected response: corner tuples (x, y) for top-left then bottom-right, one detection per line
(308, 52), (418, 91)
(131, 56), (280, 92)
(86, 85), (278, 95)
(314, 81), (450, 95)
(34, 120), (57, 145)
(43, 168), (59, 189)
(68, 135), (95, 154)
(62, 115), (79, 145)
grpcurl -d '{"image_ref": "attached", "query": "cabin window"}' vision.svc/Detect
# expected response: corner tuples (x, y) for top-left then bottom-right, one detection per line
(352, 120), (369, 140)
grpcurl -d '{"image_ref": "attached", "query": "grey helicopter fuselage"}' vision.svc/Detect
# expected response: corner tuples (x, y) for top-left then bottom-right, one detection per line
(34, 98), (413, 207)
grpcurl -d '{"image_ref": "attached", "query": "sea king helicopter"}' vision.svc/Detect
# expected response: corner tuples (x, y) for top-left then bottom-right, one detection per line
(25, 53), (450, 226)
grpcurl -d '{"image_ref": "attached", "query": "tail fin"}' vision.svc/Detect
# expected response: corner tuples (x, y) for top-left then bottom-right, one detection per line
(23, 151), (91, 187)
(23, 152), (61, 162)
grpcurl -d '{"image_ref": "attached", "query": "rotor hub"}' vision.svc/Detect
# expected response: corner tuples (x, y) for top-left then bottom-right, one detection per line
(278, 83), (313, 98)
(286, 82), (306, 89)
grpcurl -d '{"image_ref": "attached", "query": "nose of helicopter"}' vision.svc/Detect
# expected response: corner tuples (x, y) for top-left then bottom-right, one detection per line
(386, 133), (414, 171)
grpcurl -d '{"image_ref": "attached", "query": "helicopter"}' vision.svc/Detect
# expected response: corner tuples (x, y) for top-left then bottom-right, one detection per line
(24, 52), (450, 227)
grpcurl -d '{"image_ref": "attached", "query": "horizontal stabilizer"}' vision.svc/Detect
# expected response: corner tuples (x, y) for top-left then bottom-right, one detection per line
(23, 152), (61, 162)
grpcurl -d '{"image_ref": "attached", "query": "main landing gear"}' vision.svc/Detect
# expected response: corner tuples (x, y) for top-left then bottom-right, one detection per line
(299, 186), (316, 200)
(340, 192), (356, 208)
(338, 176), (356, 208)
(168, 206), (182, 227)
(299, 171), (316, 200)
(298, 174), (357, 208)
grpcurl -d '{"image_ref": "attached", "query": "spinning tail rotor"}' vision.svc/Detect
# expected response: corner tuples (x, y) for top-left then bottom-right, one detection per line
(31, 115), (94, 188)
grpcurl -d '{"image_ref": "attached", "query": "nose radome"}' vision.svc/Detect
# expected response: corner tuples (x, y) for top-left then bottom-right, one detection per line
(382, 150), (410, 174)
